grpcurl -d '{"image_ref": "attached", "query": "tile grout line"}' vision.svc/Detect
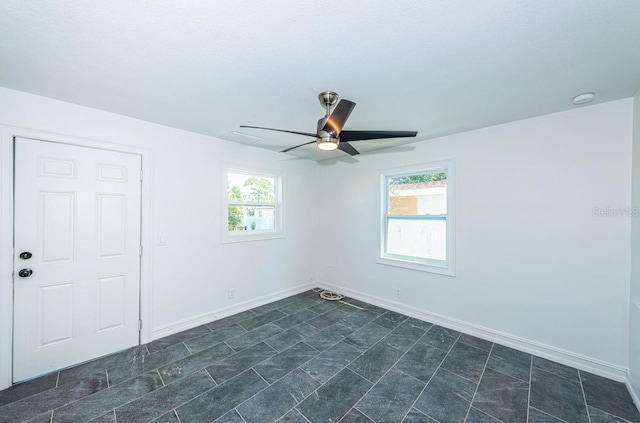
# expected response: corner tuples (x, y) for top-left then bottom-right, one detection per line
(204, 368), (217, 385)
(127, 371), (216, 422)
(472, 407), (512, 423)
(393, 366), (434, 387)
(483, 363), (530, 385)
(299, 341), (365, 385)
(462, 343), (494, 422)
(264, 313), (408, 422)
(223, 340), (237, 353)
(334, 317), (426, 422)
(156, 368), (165, 387)
(252, 368), (271, 386)
(294, 406), (313, 423)
(352, 406), (377, 422)
(229, 345), (322, 405)
(589, 406), (638, 423)
(531, 359), (584, 384)
(529, 406), (573, 423)
(235, 408), (249, 423)
(414, 409), (445, 423)
(578, 370), (593, 423)
(225, 368), (293, 422)
(403, 331), (462, 421)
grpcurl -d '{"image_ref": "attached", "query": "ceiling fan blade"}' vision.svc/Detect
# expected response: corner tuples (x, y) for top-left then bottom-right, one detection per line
(280, 140), (317, 153)
(321, 100), (356, 136)
(337, 142), (360, 156)
(340, 130), (418, 142)
(240, 125), (317, 138)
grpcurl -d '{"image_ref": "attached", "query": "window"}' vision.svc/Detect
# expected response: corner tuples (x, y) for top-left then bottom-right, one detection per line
(222, 166), (284, 243)
(378, 160), (455, 275)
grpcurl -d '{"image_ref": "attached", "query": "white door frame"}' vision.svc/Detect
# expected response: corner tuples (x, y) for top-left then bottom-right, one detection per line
(0, 126), (154, 390)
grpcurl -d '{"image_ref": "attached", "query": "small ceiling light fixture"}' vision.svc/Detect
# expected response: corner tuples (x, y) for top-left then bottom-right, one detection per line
(316, 137), (339, 151)
(572, 92), (595, 105)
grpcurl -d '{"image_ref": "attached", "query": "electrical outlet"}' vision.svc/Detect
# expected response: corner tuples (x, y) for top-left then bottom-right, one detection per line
(228, 289), (235, 299)
(395, 288), (401, 298)
(309, 276), (314, 283)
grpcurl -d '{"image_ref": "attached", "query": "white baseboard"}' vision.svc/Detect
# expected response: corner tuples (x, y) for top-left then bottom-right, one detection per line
(152, 283), (313, 340)
(318, 281), (628, 382)
(627, 372), (640, 412)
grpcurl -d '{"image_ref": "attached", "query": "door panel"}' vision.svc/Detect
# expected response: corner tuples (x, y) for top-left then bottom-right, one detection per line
(39, 191), (76, 264)
(13, 137), (142, 381)
(97, 194), (126, 258)
(97, 276), (126, 332)
(38, 282), (74, 347)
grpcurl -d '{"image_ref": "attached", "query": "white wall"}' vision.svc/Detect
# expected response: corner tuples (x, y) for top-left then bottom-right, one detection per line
(315, 99), (633, 376)
(0, 87), (318, 335)
(630, 90), (640, 401)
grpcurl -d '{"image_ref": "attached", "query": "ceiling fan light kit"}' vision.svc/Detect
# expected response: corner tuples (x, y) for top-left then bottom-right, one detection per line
(240, 91), (418, 156)
(317, 138), (339, 151)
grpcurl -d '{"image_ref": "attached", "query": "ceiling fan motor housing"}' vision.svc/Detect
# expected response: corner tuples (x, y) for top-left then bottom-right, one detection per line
(317, 117), (337, 140)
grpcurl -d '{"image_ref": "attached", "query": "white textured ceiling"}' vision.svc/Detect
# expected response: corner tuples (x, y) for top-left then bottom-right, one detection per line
(1, 1), (639, 161)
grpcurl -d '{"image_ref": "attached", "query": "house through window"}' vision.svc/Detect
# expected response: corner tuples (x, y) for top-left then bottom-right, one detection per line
(378, 160), (455, 275)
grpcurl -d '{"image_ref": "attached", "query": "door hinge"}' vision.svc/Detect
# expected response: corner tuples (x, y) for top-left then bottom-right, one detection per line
(138, 320), (142, 331)
(139, 245), (143, 257)
(140, 170), (143, 181)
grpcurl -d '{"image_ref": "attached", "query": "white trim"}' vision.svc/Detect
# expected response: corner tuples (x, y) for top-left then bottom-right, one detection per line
(377, 159), (456, 276)
(626, 372), (640, 413)
(221, 163), (285, 243)
(317, 280), (628, 382)
(152, 282), (313, 340)
(0, 126), (154, 390)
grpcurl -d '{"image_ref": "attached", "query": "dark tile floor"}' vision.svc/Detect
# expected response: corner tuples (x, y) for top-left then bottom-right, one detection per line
(1, 290), (639, 423)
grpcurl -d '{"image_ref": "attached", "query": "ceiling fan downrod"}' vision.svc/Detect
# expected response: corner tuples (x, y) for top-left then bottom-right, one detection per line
(318, 91), (339, 117)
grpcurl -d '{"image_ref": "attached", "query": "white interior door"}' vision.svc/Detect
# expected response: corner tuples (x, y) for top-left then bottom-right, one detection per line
(13, 137), (142, 382)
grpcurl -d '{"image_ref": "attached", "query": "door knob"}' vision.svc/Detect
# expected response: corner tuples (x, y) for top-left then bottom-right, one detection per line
(18, 269), (33, 278)
(19, 252), (32, 260)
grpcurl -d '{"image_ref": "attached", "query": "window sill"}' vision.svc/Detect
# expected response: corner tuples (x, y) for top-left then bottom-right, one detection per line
(221, 231), (285, 244)
(376, 257), (455, 276)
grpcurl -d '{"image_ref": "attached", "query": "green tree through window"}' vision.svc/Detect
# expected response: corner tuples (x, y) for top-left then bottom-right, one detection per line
(388, 172), (447, 185)
(227, 183), (244, 231)
(243, 177), (275, 202)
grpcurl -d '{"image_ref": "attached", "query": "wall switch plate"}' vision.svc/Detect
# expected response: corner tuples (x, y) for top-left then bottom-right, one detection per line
(158, 234), (167, 245)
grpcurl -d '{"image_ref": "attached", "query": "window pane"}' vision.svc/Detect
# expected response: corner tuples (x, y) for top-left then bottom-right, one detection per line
(228, 205), (276, 232)
(388, 172), (447, 215)
(227, 172), (276, 203)
(386, 218), (446, 260)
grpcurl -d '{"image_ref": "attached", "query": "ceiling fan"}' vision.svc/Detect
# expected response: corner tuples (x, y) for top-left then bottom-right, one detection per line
(240, 91), (418, 156)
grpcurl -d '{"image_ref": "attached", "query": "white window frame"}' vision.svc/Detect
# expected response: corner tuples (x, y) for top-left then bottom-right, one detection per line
(377, 159), (456, 276)
(222, 165), (284, 243)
